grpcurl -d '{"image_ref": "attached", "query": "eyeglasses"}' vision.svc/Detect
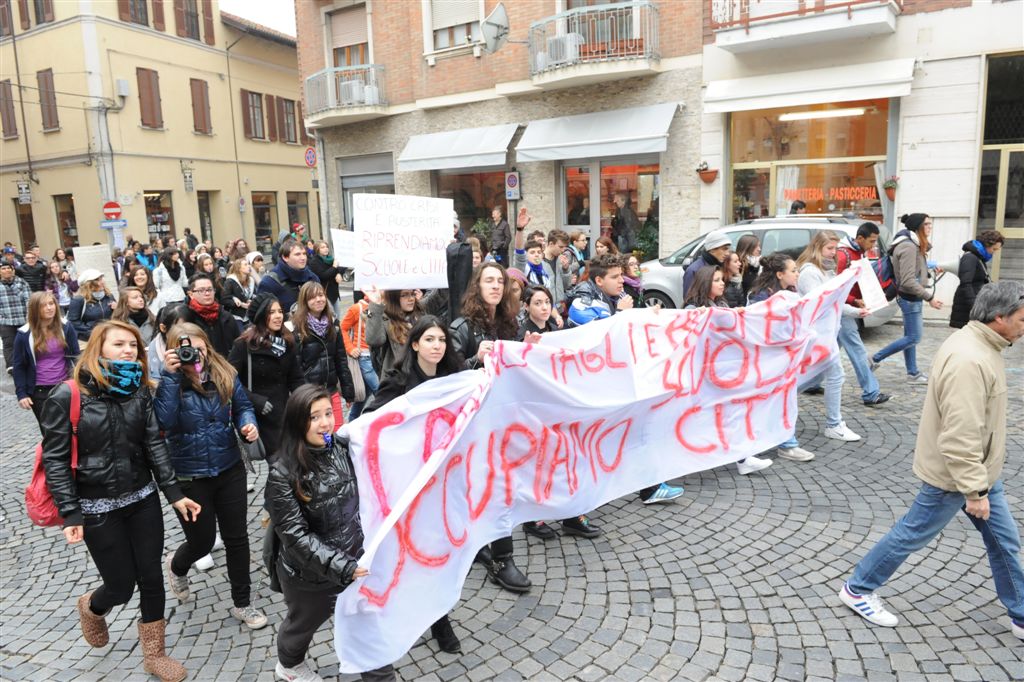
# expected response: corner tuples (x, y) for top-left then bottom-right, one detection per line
(192, 287), (215, 294)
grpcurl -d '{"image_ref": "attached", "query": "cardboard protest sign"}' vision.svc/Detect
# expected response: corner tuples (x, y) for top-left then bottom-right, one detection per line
(330, 228), (357, 268)
(351, 194), (451, 290)
(333, 269), (858, 673)
(855, 258), (890, 314)
(72, 244), (119, 300)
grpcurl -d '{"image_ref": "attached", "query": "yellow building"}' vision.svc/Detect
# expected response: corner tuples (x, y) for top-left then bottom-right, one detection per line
(0, 0), (319, 257)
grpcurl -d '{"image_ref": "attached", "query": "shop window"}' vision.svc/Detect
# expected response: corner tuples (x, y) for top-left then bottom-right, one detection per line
(197, 190), (213, 243)
(54, 194), (78, 248)
(434, 170), (507, 241)
(13, 200), (36, 251)
(144, 190), (174, 241)
(565, 166), (591, 227)
(252, 192), (278, 256)
(287, 192), (309, 231)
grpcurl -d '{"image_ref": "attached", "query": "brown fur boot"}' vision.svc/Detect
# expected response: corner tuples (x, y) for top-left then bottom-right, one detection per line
(136, 619), (187, 682)
(77, 591), (109, 647)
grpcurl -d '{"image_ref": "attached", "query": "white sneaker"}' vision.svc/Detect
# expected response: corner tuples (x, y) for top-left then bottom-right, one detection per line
(1012, 619), (1024, 640)
(777, 446), (815, 462)
(736, 456), (773, 476)
(212, 532), (224, 552)
(275, 660), (323, 682)
(193, 554), (215, 571)
(839, 583), (899, 627)
(907, 372), (929, 384)
(825, 422), (862, 442)
(230, 604), (268, 630)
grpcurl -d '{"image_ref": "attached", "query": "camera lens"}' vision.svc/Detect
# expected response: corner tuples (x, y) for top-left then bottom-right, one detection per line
(177, 345), (198, 363)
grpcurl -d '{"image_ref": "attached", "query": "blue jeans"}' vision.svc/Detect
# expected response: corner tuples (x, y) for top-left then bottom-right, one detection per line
(873, 298), (923, 376)
(839, 316), (880, 402)
(348, 354), (380, 420)
(822, 359), (844, 428)
(848, 480), (1024, 621)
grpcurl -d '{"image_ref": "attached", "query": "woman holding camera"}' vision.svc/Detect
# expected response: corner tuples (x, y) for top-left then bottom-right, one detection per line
(154, 322), (268, 630)
(41, 320), (200, 682)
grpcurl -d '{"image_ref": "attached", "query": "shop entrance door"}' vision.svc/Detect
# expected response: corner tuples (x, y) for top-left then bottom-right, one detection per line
(978, 145), (1024, 282)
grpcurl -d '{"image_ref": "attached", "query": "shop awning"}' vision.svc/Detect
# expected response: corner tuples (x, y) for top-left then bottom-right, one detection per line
(703, 58), (916, 113)
(397, 123), (519, 171)
(515, 103), (678, 162)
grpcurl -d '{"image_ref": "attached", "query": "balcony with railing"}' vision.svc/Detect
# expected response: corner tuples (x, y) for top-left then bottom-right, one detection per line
(527, 1), (659, 90)
(709, 0), (902, 53)
(303, 65), (389, 128)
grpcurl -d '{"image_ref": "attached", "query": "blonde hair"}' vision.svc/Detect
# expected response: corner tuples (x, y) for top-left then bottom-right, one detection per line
(227, 257), (252, 288)
(165, 322), (238, 404)
(79, 277), (111, 304)
(27, 291), (66, 355)
(796, 230), (841, 272)
(73, 320), (152, 394)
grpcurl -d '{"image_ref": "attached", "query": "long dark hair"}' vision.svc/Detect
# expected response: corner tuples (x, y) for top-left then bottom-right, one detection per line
(460, 262), (518, 340)
(383, 289), (424, 347)
(278, 384), (333, 502)
(395, 315), (462, 378)
(240, 294), (293, 350)
(749, 252), (795, 297)
(157, 303), (191, 342)
(735, 234), (760, 276)
(159, 247), (180, 270)
(683, 266), (726, 308)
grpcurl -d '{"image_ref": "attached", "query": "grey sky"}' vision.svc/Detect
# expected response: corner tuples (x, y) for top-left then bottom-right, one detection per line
(219, 0), (297, 37)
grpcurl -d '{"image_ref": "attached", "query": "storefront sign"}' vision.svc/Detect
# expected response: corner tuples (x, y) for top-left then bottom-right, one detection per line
(352, 193), (451, 289)
(783, 186), (878, 202)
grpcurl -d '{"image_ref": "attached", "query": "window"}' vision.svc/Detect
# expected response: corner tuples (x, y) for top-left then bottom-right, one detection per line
(54, 194), (78, 248)
(136, 67), (162, 128)
(189, 78), (211, 133)
(128, 0), (147, 25)
(197, 190), (213, 242)
(0, 80), (17, 138)
(0, 0), (13, 37)
(241, 89), (264, 139)
(32, 0), (52, 25)
(280, 98), (297, 143)
(182, 0), (199, 39)
(252, 192), (278, 256)
(36, 69), (58, 131)
(430, 0), (480, 52)
(13, 200), (36, 251)
(334, 43), (368, 67)
(761, 229), (812, 259)
(144, 190), (175, 240)
(435, 170), (508, 237)
(287, 192), (309, 229)
(331, 5), (369, 64)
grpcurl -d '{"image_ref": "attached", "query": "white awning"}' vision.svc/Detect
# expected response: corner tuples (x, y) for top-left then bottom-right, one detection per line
(397, 123), (519, 172)
(515, 103), (678, 162)
(703, 58), (916, 113)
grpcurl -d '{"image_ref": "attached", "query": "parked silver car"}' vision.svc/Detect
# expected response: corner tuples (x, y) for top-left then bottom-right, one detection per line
(638, 216), (897, 328)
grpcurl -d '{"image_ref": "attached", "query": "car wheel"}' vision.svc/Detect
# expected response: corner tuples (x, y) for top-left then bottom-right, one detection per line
(644, 291), (675, 309)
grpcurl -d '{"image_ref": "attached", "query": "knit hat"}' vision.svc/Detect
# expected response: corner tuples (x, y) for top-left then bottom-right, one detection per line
(246, 251), (264, 265)
(702, 230), (731, 251)
(900, 213), (928, 231)
(506, 267), (528, 287)
(247, 292), (278, 325)
(78, 268), (104, 285)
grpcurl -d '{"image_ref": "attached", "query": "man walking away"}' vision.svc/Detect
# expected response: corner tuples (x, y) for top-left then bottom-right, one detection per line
(839, 281), (1024, 639)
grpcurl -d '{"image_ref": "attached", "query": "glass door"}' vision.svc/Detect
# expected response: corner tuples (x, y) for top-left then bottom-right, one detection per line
(978, 145), (1024, 281)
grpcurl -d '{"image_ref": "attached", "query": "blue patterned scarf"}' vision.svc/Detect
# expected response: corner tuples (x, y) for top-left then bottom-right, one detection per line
(98, 359), (143, 395)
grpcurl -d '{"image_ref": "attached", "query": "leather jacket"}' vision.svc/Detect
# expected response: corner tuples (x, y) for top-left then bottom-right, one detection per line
(40, 372), (183, 527)
(449, 316), (493, 370)
(266, 440), (363, 591)
(293, 328), (355, 401)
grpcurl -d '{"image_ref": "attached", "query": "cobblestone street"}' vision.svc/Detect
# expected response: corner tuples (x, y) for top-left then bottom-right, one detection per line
(1, 322), (1022, 682)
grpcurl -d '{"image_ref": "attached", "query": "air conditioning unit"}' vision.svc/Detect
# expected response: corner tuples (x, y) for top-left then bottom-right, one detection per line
(546, 33), (583, 66)
(363, 85), (380, 105)
(338, 80), (364, 105)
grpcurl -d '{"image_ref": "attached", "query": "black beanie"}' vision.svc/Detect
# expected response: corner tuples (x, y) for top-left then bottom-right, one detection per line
(900, 213), (927, 231)
(247, 292), (278, 325)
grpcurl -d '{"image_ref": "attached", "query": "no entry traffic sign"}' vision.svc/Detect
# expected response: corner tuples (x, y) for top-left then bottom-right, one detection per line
(103, 201), (122, 220)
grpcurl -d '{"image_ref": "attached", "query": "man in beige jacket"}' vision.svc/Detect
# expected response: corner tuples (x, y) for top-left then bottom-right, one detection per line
(838, 281), (1024, 639)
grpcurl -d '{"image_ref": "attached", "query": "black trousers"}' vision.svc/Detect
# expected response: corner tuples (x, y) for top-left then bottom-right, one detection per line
(170, 460), (251, 607)
(30, 384), (57, 425)
(0, 324), (17, 371)
(277, 575), (395, 680)
(83, 492), (166, 623)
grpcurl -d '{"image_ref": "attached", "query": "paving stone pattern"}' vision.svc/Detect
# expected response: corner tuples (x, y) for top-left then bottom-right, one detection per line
(1, 323), (1022, 681)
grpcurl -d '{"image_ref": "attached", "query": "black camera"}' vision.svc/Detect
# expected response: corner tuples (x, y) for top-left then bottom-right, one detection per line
(176, 335), (199, 364)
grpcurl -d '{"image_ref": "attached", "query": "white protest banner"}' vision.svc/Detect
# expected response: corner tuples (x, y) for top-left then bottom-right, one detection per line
(352, 193), (451, 290)
(334, 269), (858, 673)
(855, 258), (890, 314)
(330, 228), (357, 268)
(72, 244), (119, 300)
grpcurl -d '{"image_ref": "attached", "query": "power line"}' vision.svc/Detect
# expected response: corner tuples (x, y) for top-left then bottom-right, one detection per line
(7, 81), (113, 102)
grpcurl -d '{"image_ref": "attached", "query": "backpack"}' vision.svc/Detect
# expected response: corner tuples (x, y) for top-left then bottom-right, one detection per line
(25, 380), (81, 527)
(873, 247), (899, 301)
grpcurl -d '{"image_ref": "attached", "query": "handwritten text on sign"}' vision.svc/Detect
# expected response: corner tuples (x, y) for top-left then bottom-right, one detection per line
(333, 269), (857, 672)
(352, 193), (451, 290)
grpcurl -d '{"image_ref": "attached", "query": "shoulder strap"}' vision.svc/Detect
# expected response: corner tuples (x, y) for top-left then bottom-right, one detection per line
(247, 350), (252, 392)
(66, 379), (80, 471)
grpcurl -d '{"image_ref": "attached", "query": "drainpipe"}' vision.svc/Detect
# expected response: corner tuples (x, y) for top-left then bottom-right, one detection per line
(225, 34), (246, 237)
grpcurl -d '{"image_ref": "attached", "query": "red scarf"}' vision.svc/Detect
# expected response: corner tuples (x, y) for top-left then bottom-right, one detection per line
(188, 297), (220, 323)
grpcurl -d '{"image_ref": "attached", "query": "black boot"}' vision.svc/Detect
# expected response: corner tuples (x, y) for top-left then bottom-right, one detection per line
(561, 515), (601, 539)
(523, 521), (557, 540)
(473, 546), (493, 567)
(489, 556), (531, 593)
(430, 615), (462, 654)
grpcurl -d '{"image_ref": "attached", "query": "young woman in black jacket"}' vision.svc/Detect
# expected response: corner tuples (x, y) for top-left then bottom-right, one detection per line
(221, 257), (256, 327)
(950, 230), (1004, 329)
(308, 240), (345, 318)
(266, 384), (395, 682)
(291, 281), (354, 431)
(41, 320), (201, 682)
(228, 293), (304, 459)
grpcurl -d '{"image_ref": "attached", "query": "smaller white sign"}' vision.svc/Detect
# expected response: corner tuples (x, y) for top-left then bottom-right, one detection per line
(17, 182), (31, 205)
(856, 258), (889, 314)
(330, 228), (357, 268)
(351, 193), (451, 290)
(73, 244), (119, 300)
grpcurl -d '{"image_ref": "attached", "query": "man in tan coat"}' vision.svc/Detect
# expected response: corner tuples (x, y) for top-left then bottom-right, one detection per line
(838, 281), (1024, 639)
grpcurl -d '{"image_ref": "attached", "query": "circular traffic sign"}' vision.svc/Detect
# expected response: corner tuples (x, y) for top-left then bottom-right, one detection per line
(506, 174), (518, 188)
(304, 146), (317, 168)
(103, 201), (121, 220)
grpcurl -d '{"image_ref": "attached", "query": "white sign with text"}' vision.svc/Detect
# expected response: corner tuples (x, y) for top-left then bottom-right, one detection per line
(351, 194), (451, 290)
(330, 228), (357, 268)
(72, 245), (119, 300)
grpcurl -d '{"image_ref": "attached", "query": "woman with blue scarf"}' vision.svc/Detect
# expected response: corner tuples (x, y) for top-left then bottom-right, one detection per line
(950, 230), (1004, 329)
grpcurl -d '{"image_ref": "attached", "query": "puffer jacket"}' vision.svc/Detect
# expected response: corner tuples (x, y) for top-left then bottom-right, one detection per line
(949, 240), (991, 329)
(40, 372), (183, 527)
(153, 371), (257, 478)
(293, 326), (355, 401)
(266, 441), (363, 591)
(67, 295), (114, 341)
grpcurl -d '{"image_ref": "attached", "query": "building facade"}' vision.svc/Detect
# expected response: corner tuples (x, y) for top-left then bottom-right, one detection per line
(1, 0), (320, 257)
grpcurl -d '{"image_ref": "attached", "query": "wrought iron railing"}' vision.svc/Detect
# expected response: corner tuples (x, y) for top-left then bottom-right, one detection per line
(304, 65), (387, 115)
(529, 1), (659, 76)
(710, 0), (902, 32)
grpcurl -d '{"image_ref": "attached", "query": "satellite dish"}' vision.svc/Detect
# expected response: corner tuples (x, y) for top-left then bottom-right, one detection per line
(481, 2), (510, 54)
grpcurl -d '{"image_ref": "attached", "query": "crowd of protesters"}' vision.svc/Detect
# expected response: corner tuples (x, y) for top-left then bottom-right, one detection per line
(2, 203), (1021, 682)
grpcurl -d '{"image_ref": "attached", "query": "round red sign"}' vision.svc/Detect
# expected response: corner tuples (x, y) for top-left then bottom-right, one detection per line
(103, 201), (122, 220)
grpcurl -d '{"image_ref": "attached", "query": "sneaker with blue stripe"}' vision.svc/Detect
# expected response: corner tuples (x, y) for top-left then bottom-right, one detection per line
(839, 583), (898, 627)
(642, 482), (684, 505)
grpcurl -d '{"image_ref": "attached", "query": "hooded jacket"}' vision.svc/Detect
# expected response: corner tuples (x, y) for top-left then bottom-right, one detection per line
(949, 241), (991, 329)
(12, 321), (80, 399)
(68, 294), (114, 341)
(890, 229), (932, 302)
